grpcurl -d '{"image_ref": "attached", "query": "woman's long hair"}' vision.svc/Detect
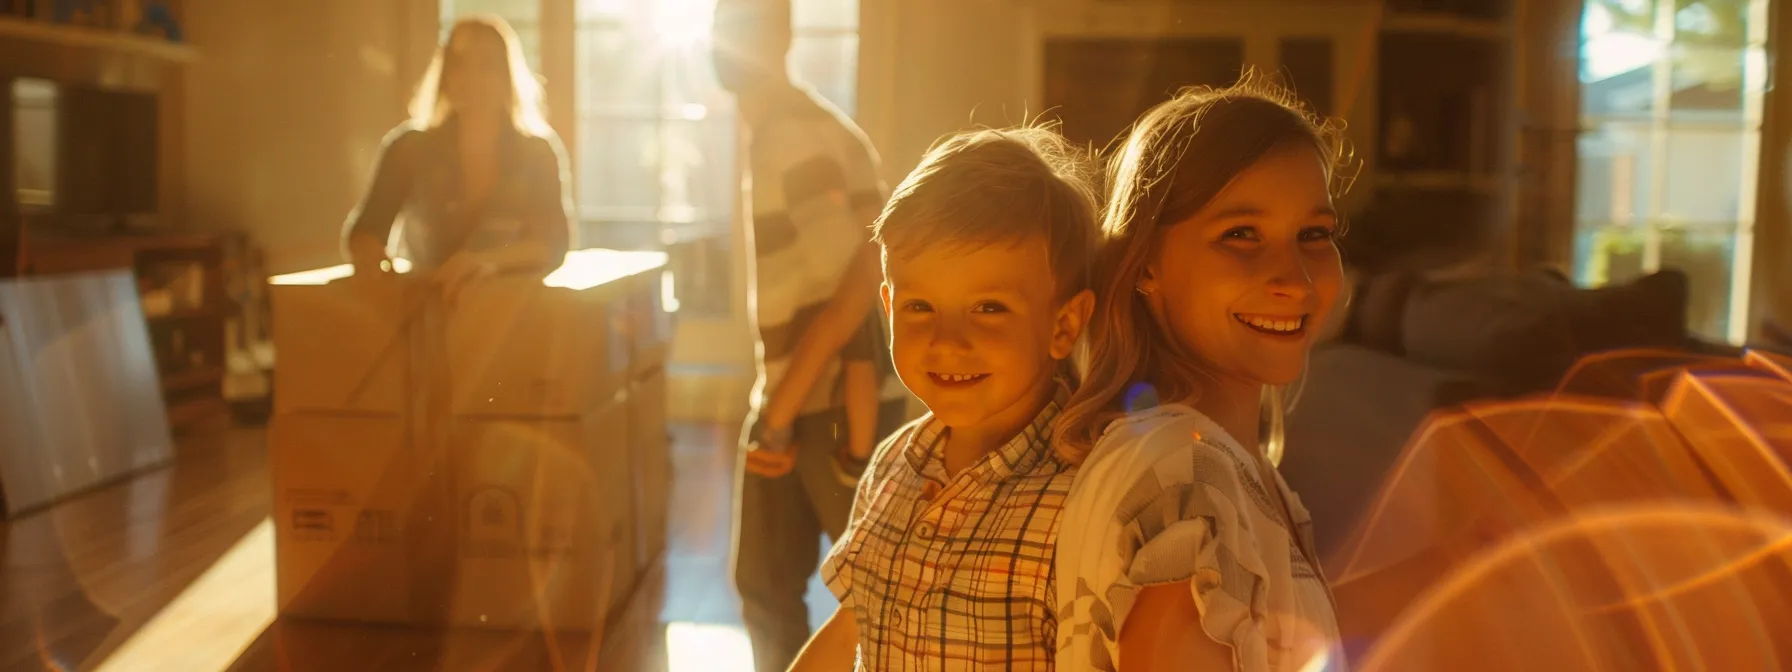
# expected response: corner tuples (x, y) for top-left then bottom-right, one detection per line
(1054, 73), (1355, 463)
(409, 15), (551, 136)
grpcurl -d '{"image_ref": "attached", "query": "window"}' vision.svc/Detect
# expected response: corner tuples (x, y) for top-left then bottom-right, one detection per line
(570, 0), (859, 318)
(433, 0), (859, 318)
(1574, 0), (1768, 343)
(440, 0), (543, 70)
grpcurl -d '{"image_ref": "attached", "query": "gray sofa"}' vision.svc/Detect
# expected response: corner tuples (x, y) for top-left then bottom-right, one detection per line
(1280, 267), (1696, 560)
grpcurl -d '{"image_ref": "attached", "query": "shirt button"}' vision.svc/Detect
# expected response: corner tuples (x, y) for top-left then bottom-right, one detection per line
(914, 522), (935, 540)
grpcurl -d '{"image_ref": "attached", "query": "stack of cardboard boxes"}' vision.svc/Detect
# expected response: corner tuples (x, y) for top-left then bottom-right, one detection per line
(267, 250), (671, 634)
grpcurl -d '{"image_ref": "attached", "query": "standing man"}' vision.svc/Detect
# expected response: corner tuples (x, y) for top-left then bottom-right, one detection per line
(711, 1), (910, 670)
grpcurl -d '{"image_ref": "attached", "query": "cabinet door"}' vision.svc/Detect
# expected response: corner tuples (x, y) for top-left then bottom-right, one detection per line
(1042, 37), (1246, 150)
(1278, 37), (1337, 117)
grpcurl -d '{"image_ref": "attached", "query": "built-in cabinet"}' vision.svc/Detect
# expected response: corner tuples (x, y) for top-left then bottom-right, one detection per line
(1027, 0), (1383, 213)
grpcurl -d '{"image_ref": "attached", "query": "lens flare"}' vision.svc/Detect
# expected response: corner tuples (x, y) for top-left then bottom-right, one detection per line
(1330, 348), (1792, 670)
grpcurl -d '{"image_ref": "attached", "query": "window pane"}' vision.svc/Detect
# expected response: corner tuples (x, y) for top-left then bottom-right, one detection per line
(1660, 227), (1738, 340)
(658, 118), (738, 227)
(441, 0), (542, 69)
(576, 23), (661, 112)
(576, 0), (632, 19)
(794, 0), (857, 30)
(1670, 45), (1748, 114)
(1675, 0), (1749, 47)
(13, 79), (57, 211)
(577, 118), (662, 217)
(1587, 224), (1741, 341)
(1664, 126), (1752, 225)
(790, 34), (858, 116)
(1574, 0), (1766, 344)
(660, 39), (734, 110)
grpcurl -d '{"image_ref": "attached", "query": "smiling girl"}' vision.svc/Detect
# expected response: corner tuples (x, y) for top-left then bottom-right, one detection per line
(1054, 77), (1353, 672)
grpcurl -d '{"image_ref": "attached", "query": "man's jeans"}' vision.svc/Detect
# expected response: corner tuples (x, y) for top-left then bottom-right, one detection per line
(731, 400), (907, 672)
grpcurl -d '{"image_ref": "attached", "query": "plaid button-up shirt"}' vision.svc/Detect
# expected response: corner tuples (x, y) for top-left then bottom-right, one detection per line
(822, 386), (1075, 670)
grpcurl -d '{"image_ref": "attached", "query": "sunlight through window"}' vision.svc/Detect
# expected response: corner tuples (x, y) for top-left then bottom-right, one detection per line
(93, 518), (275, 672)
(653, 0), (711, 48)
(665, 621), (754, 672)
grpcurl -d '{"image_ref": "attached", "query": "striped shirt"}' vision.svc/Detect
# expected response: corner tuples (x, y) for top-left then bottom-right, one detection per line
(744, 82), (908, 416)
(1056, 404), (1343, 672)
(821, 385), (1076, 670)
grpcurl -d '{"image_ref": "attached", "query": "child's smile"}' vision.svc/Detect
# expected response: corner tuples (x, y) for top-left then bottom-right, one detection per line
(881, 237), (1068, 435)
(927, 371), (991, 387)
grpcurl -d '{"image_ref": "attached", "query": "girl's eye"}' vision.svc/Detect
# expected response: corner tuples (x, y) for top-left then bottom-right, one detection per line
(972, 302), (1008, 314)
(1221, 226), (1259, 241)
(1300, 226), (1339, 243)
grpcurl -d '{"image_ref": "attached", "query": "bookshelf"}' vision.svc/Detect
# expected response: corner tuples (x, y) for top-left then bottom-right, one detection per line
(1352, 0), (1520, 271)
(0, 15), (193, 62)
(19, 232), (231, 431)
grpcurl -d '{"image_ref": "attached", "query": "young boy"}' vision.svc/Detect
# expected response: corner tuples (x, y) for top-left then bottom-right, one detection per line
(788, 126), (1101, 670)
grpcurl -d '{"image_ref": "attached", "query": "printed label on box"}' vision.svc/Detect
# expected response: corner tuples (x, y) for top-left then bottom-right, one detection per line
(352, 509), (400, 544)
(463, 485), (523, 558)
(291, 508), (335, 542)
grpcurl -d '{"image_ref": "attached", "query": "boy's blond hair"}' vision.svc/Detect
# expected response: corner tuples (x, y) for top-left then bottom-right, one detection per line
(872, 126), (1101, 299)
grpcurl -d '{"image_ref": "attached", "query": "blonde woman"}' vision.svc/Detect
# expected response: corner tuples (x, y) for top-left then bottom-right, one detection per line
(342, 14), (573, 300)
(1054, 77), (1351, 671)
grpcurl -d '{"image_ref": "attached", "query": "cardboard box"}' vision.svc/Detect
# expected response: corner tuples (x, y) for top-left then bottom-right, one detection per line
(272, 251), (668, 420)
(447, 400), (635, 630)
(270, 412), (451, 624)
(446, 278), (630, 418)
(629, 369), (670, 572)
(271, 403), (635, 630)
(266, 250), (671, 630)
(621, 271), (673, 378)
(271, 277), (420, 416)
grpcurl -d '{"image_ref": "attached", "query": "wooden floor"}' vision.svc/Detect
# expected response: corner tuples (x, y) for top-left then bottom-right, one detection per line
(0, 423), (835, 672)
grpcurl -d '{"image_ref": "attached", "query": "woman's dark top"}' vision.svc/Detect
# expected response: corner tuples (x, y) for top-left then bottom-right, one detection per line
(342, 118), (573, 272)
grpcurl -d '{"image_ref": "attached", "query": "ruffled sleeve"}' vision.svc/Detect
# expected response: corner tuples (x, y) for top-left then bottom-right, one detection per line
(1069, 411), (1278, 672)
(1113, 443), (1274, 670)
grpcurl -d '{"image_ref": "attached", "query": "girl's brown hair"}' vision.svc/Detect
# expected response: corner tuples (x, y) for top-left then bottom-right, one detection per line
(410, 15), (551, 137)
(1053, 73), (1354, 463)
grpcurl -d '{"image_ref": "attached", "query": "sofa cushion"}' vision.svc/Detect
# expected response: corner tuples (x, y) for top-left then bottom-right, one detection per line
(1400, 278), (1581, 393)
(1532, 269), (1689, 354)
(1346, 270), (1419, 355)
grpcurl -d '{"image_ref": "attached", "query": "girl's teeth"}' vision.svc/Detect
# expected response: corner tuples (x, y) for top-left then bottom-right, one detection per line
(1242, 316), (1303, 333)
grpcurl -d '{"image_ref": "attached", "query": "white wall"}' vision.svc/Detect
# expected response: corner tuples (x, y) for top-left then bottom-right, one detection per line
(182, 0), (436, 275)
(860, 0), (1036, 187)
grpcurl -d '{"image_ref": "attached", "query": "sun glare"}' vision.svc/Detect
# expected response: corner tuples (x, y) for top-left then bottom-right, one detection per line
(653, 0), (711, 48)
(665, 621), (754, 672)
(92, 518), (275, 672)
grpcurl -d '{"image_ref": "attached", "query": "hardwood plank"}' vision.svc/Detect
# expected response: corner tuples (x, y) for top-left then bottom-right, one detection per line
(0, 422), (746, 672)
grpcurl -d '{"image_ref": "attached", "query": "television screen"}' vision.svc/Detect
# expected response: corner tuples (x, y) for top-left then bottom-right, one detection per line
(54, 84), (158, 219)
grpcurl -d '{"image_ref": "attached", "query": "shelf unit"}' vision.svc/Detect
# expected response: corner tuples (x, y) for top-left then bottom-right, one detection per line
(17, 232), (229, 432)
(1, 2), (213, 429)
(1350, 1), (1520, 271)
(0, 15), (195, 63)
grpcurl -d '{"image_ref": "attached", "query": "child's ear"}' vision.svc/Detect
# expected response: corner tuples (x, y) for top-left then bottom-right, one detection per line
(1050, 289), (1096, 360)
(880, 282), (893, 318)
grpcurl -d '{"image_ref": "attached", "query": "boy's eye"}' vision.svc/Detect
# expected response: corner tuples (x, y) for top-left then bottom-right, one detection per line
(903, 300), (933, 313)
(972, 302), (1008, 314)
(1300, 226), (1339, 243)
